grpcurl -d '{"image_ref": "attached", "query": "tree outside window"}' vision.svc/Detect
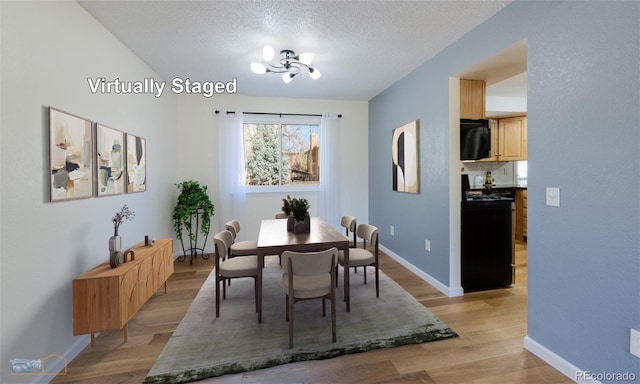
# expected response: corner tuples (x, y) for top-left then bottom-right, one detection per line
(243, 123), (320, 186)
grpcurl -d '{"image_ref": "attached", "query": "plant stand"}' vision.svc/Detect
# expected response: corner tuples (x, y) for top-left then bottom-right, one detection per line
(177, 209), (211, 265)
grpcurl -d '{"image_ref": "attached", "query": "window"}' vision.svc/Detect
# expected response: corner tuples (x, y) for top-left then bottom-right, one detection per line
(243, 122), (320, 187)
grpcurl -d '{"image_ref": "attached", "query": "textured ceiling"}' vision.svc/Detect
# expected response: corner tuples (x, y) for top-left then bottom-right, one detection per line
(78, 0), (512, 101)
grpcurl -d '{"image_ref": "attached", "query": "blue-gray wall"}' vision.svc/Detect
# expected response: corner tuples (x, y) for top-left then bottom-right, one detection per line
(369, 0), (639, 378)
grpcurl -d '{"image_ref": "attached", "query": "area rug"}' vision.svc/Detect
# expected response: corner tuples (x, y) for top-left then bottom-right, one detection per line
(144, 255), (457, 383)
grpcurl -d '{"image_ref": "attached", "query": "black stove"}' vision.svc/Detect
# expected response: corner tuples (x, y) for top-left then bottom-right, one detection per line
(465, 192), (513, 202)
(462, 174), (513, 206)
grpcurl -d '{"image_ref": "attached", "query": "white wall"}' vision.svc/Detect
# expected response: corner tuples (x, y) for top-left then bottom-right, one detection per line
(175, 94), (369, 241)
(0, 2), (177, 382)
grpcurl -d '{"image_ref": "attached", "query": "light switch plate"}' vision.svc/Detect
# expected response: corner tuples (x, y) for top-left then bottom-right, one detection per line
(546, 187), (560, 207)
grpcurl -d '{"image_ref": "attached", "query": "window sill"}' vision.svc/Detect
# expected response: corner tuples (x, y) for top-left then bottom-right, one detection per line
(245, 184), (320, 195)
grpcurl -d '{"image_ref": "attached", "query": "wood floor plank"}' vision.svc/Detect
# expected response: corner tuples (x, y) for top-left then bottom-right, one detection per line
(52, 242), (572, 384)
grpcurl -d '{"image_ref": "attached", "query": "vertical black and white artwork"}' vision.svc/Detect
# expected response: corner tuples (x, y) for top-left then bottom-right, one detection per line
(392, 120), (419, 194)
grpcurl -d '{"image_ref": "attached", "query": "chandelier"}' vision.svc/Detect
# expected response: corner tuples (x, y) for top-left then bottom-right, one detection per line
(250, 45), (321, 84)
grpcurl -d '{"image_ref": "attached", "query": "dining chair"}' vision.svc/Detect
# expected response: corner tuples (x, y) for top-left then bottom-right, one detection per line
(281, 247), (337, 348)
(213, 230), (258, 318)
(340, 215), (357, 248)
(275, 211), (290, 219)
(225, 219), (259, 257)
(336, 223), (379, 298)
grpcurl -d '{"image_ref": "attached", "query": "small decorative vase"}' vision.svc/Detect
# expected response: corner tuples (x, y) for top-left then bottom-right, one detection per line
(293, 220), (306, 234)
(293, 213), (311, 234)
(110, 251), (123, 268)
(287, 217), (294, 232)
(109, 235), (122, 253)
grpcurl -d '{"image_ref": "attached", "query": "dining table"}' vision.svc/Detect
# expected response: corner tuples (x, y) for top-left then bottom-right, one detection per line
(256, 217), (350, 323)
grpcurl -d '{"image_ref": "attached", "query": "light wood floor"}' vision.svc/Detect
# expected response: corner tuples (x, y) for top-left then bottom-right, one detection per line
(53, 241), (571, 384)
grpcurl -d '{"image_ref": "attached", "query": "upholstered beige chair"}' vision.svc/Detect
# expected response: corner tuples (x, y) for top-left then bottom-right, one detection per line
(213, 230), (258, 318)
(337, 223), (379, 298)
(275, 211), (290, 219)
(281, 247), (337, 348)
(225, 219), (259, 257)
(340, 215), (357, 247)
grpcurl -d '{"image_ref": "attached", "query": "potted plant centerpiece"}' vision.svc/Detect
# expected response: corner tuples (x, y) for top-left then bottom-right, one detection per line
(110, 204), (135, 268)
(288, 197), (310, 233)
(172, 180), (215, 262)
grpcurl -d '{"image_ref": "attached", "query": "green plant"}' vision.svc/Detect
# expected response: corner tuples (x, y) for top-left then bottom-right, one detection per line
(172, 180), (215, 243)
(290, 197), (310, 221)
(281, 195), (293, 216)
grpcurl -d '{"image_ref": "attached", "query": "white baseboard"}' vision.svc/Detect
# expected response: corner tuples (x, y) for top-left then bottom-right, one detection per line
(26, 335), (92, 384)
(524, 335), (600, 384)
(379, 244), (462, 297)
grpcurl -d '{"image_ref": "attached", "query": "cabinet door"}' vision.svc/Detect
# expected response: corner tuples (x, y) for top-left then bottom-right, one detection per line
(477, 119), (499, 162)
(120, 265), (140, 325)
(460, 79), (486, 119)
(138, 256), (155, 303)
(498, 117), (527, 161)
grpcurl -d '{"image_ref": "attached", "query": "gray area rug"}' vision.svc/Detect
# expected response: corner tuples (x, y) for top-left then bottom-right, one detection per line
(144, 256), (457, 383)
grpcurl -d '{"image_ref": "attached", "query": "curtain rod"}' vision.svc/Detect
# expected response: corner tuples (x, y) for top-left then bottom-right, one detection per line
(214, 110), (342, 118)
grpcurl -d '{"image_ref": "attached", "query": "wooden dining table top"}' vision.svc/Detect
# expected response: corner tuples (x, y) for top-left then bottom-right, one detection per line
(257, 217), (348, 250)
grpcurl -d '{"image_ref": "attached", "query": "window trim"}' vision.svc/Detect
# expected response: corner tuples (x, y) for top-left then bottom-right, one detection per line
(242, 115), (321, 192)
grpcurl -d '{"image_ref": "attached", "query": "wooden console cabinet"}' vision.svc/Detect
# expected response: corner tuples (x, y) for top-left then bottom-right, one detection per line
(72, 238), (174, 346)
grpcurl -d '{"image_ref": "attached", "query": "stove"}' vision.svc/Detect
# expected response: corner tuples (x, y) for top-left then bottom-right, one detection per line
(465, 192), (514, 202)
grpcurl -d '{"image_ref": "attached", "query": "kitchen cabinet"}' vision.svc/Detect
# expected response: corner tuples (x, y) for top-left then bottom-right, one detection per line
(515, 189), (528, 241)
(478, 116), (527, 162)
(460, 79), (486, 119)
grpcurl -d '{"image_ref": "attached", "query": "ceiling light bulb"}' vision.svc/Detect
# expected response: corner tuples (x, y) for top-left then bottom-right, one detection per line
(251, 62), (267, 74)
(263, 45), (275, 61)
(282, 72), (295, 84)
(298, 52), (315, 65)
(309, 67), (321, 80)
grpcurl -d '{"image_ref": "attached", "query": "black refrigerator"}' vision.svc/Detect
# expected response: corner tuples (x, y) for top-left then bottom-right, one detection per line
(461, 175), (514, 292)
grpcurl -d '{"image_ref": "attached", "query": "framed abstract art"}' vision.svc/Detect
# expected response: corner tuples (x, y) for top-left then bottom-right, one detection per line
(95, 123), (125, 196)
(49, 107), (94, 201)
(391, 120), (419, 194)
(126, 133), (146, 193)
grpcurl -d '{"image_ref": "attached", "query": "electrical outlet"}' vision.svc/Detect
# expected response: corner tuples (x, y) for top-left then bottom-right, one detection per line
(390, 225), (394, 236)
(425, 240), (431, 252)
(631, 328), (640, 358)
(546, 187), (560, 207)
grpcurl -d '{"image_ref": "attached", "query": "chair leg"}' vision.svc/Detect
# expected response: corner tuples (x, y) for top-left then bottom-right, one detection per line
(254, 277), (259, 313)
(363, 266), (367, 284)
(288, 297), (294, 348)
(285, 295), (289, 321)
(215, 276), (220, 318)
(375, 264), (380, 298)
(331, 293), (336, 342)
(322, 298), (326, 317)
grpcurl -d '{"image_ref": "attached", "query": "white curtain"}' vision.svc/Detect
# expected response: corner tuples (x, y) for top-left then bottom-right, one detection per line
(217, 111), (246, 237)
(318, 113), (341, 230)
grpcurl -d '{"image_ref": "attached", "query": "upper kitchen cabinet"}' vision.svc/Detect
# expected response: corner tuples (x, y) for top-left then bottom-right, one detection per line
(498, 116), (527, 161)
(479, 116), (527, 162)
(460, 79), (486, 119)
